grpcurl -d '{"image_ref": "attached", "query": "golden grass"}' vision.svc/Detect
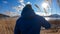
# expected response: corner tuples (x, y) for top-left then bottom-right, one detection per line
(0, 17), (60, 34)
(0, 18), (17, 34)
(40, 19), (60, 34)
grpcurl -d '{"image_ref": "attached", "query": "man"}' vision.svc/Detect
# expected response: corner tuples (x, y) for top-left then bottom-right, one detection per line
(14, 4), (51, 34)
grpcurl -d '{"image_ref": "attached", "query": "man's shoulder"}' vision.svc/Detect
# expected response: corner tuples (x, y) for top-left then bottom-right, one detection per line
(35, 15), (44, 18)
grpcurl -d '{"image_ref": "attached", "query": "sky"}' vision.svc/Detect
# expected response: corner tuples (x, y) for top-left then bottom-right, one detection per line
(0, 0), (60, 16)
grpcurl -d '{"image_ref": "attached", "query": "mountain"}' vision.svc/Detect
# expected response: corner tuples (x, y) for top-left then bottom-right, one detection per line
(0, 14), (10, 18)
(49, 14), (60, 18)
(44, 14), (60, 18)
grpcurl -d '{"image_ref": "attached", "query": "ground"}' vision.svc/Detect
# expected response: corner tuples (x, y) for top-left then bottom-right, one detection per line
(0, 17), (60, 34)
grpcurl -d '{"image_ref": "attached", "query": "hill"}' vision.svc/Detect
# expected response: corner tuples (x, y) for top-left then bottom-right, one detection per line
(44, 14), (60, 18)
(0, 14), (10, 18)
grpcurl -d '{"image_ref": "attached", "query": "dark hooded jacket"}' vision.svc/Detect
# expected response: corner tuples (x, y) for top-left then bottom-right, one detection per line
(14, 4), (51, 34)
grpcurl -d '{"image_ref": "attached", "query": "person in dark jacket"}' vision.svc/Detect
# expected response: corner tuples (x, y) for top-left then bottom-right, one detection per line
(14, 4), (51, 34)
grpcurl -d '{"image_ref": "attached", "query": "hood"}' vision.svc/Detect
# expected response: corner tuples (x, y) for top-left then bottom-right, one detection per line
(21, 4), (36, 18)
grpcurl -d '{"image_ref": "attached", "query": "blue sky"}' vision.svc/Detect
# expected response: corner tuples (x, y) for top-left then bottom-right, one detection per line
(0, 0), (60, 16)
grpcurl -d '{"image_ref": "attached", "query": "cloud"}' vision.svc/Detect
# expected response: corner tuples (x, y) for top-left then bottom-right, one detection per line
(19, 0), (25, 6)
(35, 12), (51, 16)
(5, 11), (20, 17)
(19, 0), (24, 2)
(3, 1), (8, 4)
(35, 12), (44, 16)
(13, 5), (24, 12)
(13, 0), (31, 12)
(26, 2), (31, 4)
(12, 0), (25, 12)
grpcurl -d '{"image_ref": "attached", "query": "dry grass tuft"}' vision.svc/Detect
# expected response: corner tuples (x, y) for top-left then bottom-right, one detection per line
(0, 18), (17, 34)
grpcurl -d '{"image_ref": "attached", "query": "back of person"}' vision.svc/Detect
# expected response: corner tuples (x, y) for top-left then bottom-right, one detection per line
(19, 15), (41, 34)
(14, 15), (51, 34)
(14, 4), (51, 34)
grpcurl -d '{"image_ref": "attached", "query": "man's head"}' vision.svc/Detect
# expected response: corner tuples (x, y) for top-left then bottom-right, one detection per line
(21, 4), (36, 17)
(25, 4), (32, 9)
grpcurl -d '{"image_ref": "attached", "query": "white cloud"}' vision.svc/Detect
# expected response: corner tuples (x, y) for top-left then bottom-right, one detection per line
(19, 0), (24, 2)
(19, 0), (25, 6)
(5, 11), (20, 17)
(13, 0), (31, 12)
(3, 1), (8, 4)
(13, 5), (24, 12)
(21, 2), (25, 6)
(35, 12), (44, 16)
(35, 12), (51, 16)
(12, 0), (25, 12)
(26, 2), (31, 4)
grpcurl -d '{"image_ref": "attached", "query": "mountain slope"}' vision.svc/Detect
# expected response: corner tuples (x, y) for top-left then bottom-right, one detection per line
(0, 14), (10, 18)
